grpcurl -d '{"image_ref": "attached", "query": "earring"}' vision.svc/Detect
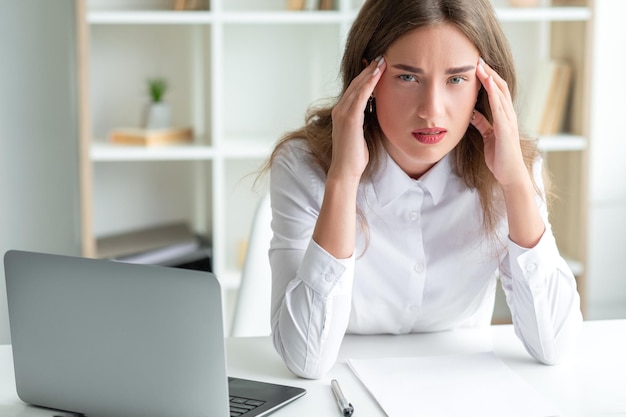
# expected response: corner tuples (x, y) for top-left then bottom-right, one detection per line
(368, 96), (374, 113)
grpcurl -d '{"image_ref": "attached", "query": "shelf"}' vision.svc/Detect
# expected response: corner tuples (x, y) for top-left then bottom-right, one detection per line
(85, 0), (591, 324)
(537, 134), (587, 152)
(91, 137), (278, 162)
(91, 142), (216, 161)
(564, 256), (584, 277)
(88, 7), (590, 25)
(88, 10), (345, 25)
(220, 11), (346, 24)
(495, 7), (591, 22)
(91, 135), (584, 162)
(88, 11), (214, 24)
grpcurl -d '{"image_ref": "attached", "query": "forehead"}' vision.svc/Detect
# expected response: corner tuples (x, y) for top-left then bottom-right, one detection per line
(385, 23), (479, 65)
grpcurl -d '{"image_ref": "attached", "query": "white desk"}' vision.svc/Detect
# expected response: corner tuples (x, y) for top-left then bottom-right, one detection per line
(1, 320), (625, 417)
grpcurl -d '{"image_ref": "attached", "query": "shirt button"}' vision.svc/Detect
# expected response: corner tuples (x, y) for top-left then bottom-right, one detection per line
(413, 263), (425, 273)
(526, 263), (537, 273)
(323, 273), (334, 282)
(408, 211), (418, 221)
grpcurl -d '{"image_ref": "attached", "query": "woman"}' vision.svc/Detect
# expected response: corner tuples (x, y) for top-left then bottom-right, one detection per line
(267, 0), (582, 379)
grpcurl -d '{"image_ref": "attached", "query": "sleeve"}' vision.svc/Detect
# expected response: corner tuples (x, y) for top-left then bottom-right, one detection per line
(499, 159), (583, 365)
(268, 142), (355, 379)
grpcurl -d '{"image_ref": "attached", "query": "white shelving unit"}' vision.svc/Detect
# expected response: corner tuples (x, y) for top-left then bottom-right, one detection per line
(84, 0), (591, 320)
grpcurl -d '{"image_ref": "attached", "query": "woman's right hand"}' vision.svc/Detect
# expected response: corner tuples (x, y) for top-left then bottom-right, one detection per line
(328, 56), (386, 183)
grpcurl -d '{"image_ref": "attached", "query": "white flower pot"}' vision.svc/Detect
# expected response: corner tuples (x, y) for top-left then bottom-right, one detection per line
(143, 102), (171, 130)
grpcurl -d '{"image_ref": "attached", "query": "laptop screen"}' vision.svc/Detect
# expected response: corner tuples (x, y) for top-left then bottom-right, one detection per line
(5, 250), (230, 417)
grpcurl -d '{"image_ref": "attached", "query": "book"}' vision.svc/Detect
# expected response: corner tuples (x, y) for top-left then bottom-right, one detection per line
(287, 0), (305, 10)
(523, 60), (572, 136)
(286, 0), (331, 11)
(173, 0), (205, 10)
(539, 62), (572, 135)
(319, 0), (333, 10)
(109, 127), (193, 146)
(174, 0), (187, 10)
(97, 222), (213, 272)
(96, 222), (200, 261)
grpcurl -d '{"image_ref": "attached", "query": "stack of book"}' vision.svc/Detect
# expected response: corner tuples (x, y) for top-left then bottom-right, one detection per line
(522, 59), (572, 137)
(97, 222), (212, 272)
(173, 0), (208, 10)
(287, 0), (333, 10)
(108, 127), (193, 147)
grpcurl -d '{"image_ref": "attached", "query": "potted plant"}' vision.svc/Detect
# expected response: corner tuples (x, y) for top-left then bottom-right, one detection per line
(143, 77), (170, 130)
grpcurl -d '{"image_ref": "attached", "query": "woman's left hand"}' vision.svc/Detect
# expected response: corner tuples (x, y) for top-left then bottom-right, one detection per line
(471, 59), (528, 189)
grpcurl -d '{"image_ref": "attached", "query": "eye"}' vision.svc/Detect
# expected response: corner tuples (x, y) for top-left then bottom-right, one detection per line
(399, 74), (417, 82)
(449, 76), (466, 85)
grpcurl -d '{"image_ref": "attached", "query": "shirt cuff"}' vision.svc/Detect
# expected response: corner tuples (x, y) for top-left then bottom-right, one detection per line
(297, 239), (355, 298)
(507, 231), (562, 289)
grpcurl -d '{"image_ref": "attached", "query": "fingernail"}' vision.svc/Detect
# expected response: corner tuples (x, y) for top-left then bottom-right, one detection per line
(375, 55), (383, 62)
(478, 57), (486, 67)
(372, 57), (384, 77)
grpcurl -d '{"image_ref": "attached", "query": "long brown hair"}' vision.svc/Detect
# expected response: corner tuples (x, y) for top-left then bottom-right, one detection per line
(267, 0), (543, 235)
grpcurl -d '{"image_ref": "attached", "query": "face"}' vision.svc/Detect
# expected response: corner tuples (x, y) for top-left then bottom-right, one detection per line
(374, 23), (482, 178)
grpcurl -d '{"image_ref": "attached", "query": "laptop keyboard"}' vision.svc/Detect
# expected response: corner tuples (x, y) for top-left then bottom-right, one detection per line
(229, 395), (266, 416)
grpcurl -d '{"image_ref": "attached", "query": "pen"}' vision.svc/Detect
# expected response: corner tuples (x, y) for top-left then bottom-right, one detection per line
(331, 379), (354, 417)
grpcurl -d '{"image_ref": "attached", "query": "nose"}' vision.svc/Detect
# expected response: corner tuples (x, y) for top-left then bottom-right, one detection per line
(416, 83), (445, 121)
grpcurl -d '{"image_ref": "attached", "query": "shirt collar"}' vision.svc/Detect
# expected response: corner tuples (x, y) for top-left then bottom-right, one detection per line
(371, 150), (454, 207)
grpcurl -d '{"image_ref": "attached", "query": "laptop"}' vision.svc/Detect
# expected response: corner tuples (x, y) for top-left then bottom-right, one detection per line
(4, 250), (305, 417)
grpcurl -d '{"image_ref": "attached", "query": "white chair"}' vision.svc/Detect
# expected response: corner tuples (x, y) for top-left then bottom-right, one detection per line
(230, 193), (273, 337)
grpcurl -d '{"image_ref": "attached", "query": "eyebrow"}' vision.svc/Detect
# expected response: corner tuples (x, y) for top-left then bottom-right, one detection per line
(392, 64), (476, 75)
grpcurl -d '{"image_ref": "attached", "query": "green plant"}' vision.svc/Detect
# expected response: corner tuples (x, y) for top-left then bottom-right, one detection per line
(147, 78), (168, 103)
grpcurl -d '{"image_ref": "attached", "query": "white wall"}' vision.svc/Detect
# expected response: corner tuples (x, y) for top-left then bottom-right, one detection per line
(586, 0), (626, 319)
(0, 1), (83, 344)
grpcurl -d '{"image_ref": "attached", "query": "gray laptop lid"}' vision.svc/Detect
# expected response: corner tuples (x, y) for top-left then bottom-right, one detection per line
(5, 249), (229, 417)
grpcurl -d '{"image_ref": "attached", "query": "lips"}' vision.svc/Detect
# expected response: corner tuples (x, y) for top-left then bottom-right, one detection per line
(411, 128), (447, 144)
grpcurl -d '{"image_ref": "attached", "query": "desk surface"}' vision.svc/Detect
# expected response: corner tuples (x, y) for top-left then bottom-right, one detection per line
(1, 320), (625, 417)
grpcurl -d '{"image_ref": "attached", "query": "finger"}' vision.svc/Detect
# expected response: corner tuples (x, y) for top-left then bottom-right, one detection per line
(342, 57), (384, 99)
(342, 56), (386, 113)
(477, 58), (511, 102)
(475, 69), (504, 124)
(476, 60), (502, 101)
(476, 61), (515, 124)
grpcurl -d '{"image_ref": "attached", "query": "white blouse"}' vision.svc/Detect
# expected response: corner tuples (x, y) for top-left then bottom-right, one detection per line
(269, 139), (582, 379)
